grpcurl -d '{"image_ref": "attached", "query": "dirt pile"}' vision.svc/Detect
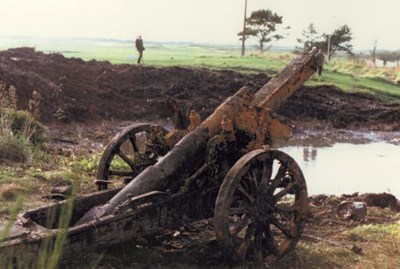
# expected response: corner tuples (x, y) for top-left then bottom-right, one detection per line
(278, 85), (400, 130)
(0, 47), (268, 123)
(1, 47), (400, 131)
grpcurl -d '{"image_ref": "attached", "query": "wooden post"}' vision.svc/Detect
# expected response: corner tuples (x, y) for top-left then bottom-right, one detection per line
(241, 0), (248, 57)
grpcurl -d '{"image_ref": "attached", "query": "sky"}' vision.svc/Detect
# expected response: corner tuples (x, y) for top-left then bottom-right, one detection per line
(0, 0), (399, 51)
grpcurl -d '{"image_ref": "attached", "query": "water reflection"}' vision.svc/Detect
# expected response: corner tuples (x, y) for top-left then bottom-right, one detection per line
(302, 147), (317, 162)
(279, 142), (400, 198)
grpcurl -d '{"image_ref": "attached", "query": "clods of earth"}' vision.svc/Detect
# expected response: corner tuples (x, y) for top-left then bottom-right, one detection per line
(1, 47), (400, 268)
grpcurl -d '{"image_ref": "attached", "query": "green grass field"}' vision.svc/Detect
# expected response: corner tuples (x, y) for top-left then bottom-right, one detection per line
(1, 36), (399, 101)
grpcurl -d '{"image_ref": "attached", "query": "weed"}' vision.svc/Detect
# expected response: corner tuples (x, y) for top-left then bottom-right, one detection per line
(54, 108), (67, 122)
(349, 222), (400, 240)
(5, 108), (48, 146)
(0, 81), (15, 109)
(28, 90), (42, 120)
(0, 83), (47, 164)
(7, 85), (17, 109)
(293, 243), (354, 269)
(0, 126), (32, 164)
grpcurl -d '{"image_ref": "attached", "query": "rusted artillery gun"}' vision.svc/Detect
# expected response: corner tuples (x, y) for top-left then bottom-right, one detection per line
(1, 54), (316, 266)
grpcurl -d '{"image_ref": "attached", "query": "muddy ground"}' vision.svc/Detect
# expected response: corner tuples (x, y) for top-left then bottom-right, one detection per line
(1, 48), (400, 268)
(1, 47), (400, 132)
(62, 193), (400, 269)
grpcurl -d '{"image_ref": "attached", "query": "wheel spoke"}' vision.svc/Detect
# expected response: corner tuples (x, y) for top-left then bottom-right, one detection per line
(214, 150), (307, 263)
(229, 214), (251, 235)
(236, 223), (257, 260)
(254, 225), (264, 262)
(264, 223), (279, 256)
(273, 163), (288, 183)
(237, 184), (256, 204)
(116, 149), (136, 170)
(128, 134), (139, 152)
(275, 204), (295, 214)
(96, 124), (169, 191)
(271, 217), (293, 239)
(260, 158), (273, 190)
(229, 206), (249, 215)
(277, 174), (294, 188)
(268, 163), (287, 194)
(247, 169), (260, 193)
(274, 183), (296, 200)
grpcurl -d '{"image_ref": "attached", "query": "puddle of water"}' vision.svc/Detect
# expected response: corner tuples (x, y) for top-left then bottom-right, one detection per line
(279, 142), (400, 198)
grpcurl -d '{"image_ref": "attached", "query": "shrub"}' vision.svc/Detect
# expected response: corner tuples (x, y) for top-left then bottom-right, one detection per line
(0, 82), (48, 163)
(0, 128), (32, 164)
(1, 82), (47, 145)
(0, 110), (48, 164)
(0, 82), (16, 109)
(3, 108), (48, 146)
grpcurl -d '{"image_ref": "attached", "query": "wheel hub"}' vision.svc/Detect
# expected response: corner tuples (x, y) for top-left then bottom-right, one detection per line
(254, 196), (275, 223)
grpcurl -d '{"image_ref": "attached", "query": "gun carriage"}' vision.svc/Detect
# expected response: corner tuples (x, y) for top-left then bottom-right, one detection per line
(0, 54), (317, 266)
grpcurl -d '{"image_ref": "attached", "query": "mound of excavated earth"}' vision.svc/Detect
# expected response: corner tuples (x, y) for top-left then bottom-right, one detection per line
(1, 47), (400, 131)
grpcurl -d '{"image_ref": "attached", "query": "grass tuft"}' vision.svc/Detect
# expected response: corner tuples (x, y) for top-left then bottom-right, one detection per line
(0, 183), (26, 201)
(0, 128), (32, 164)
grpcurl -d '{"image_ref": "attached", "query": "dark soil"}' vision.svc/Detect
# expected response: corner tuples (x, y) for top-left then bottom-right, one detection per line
(2, 47), (400, 268)
(65, 193), (400, 269)
(278, 86), (400, 131)
(0, 47), (268, 123)
(1, 47), (400, 134)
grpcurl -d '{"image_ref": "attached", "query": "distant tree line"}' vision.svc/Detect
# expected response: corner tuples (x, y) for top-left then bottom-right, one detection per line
(350, 41), (400, 67)
(293, 23), (400, 66)
(296, 23), (354, 60)
(237, 8), (354, 59)
(238, 8), (399, 66)
(376, 50), (400, 66)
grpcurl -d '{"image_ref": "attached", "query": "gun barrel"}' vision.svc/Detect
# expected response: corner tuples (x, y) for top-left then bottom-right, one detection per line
(77, 87), (253, 223)
(77, 54), (316, 223)
(252, 54), (316, 111)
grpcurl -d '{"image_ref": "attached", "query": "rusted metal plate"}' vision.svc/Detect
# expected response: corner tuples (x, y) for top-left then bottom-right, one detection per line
(1, 188), (217, 267)
(0, 222), (28, 241)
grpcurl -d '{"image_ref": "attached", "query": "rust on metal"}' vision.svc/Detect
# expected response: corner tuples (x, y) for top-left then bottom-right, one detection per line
(220, 116), (235, 142)
(252, 55), (317, 111)
(188, 110), (201, 131)
(1, 54), (317, 266)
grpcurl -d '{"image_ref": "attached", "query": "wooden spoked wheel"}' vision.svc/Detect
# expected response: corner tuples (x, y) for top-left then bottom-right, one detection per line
(214, 149), (308, 263)
(96, 123), (169, 190)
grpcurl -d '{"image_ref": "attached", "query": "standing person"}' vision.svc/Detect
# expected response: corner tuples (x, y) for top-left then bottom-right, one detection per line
(135, 35), (145, 64)
(309, 46), (317, 55)
(315, 49), (325, 76)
